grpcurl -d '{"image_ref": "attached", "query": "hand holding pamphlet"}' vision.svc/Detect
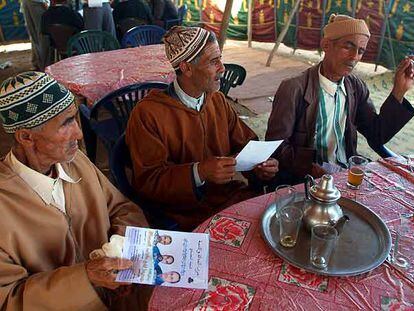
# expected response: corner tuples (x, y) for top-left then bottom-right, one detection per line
(116, 227), (209, 289)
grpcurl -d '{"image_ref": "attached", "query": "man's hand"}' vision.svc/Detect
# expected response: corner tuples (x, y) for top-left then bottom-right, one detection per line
(198, 157), (236, 184)
(392, 56), (414, 103)
(253, 158), (279, 180)
(311, 163), (327, 178)
(86, 257), (132, 290)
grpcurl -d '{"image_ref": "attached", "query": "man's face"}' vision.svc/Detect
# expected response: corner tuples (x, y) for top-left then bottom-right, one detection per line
(161, 255), (174, 264)
(322, 34), (369, 78)
(158, 235), (172, 245)
(162, 271), (180, 283)
(190, 41), (225, 94)
(29, 104), (83, 164)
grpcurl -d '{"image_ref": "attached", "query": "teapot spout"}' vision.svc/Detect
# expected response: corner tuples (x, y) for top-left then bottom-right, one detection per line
(333, 215), (350, 235)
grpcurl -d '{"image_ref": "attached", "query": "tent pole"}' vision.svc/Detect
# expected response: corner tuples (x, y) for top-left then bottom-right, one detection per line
(248, 0), (253, 47)
(219, 0), (234, 50)
(266, 0), (301, 66)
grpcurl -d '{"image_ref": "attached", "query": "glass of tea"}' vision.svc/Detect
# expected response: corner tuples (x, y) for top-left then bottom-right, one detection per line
(347, 156), (369, 189)
(279, 206), (303, 248)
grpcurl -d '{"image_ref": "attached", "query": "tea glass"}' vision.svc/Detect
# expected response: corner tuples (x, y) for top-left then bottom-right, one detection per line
(347, 156), (368, 189)
(390, 213), (413, 270)
(274, 185), (296, 221)
(279, 206), (303, 248)
(310, 225), (338, 269)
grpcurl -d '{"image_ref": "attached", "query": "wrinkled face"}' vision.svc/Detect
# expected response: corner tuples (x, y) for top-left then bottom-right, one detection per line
(158, 235), (172, 245)
(190, 41), (225, 94)
(30, 104), (83, 164)
(162, 271), (180, 283)
(161, 255), (174, 264)
(322, 34), (369, 78)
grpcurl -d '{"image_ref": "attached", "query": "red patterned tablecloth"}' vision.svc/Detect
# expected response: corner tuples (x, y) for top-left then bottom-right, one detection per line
(149, 160), (414, 310)
(45, 45), (175, 103)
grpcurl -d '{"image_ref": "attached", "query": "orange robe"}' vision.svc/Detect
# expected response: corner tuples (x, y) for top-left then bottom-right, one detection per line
(126, 89), (259, 230)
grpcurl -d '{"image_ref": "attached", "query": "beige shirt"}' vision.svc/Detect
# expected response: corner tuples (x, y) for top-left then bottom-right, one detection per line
(4, 151), (80, 214)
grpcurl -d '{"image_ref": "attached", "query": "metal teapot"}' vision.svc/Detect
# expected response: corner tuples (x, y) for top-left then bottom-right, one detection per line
(303, 174), (346, 230)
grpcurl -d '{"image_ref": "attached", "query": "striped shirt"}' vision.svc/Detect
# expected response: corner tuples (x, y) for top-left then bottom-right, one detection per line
(315, 67), (348, 166)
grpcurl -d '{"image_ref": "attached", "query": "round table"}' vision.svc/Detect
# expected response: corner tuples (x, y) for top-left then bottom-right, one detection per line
(149, 159), (414, 310)
(45, 44), (175, 103)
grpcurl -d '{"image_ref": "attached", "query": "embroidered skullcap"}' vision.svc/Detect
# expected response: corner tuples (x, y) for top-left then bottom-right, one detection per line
(0, 71), (74, 133)
(164, 26), (211, 70)
(323, 14), (370, 40)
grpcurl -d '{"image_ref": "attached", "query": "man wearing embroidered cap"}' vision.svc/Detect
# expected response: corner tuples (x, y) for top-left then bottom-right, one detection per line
(266, 14), (414, 184)
(126, 26), (278, 231)
(0, 72), (150, 310)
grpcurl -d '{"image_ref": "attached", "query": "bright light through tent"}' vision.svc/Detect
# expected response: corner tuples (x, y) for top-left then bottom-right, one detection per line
(0, 42), (31, 53)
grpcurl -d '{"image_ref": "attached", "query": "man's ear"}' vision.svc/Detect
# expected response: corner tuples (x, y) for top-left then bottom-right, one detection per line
(320, 38), (330, 53)
(179, 61), (192, 77)
(14, 129), (36, 147)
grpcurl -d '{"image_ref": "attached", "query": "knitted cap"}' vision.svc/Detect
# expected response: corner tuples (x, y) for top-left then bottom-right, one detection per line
(0, 71), (74, 133)
(164, 26), (211, 70)
(323, 14), (370, 40)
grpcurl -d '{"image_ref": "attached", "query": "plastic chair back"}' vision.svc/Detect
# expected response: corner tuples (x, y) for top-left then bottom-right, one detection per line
(165, 4), (187, 30)
(110, 133), (179, 230)
(116, 17), (147, 40)
(121, 25), (166, 48)
(220, 63), (247, 97)
(67, 30), (120, 57)
(79, 81), (168, 157)
(46, 23), (80, 60)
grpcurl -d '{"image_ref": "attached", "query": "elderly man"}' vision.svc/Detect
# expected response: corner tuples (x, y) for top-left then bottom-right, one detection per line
(126, 26), (278, 231)
(0, 72), (149, 310)
(266, 14), (414, 184)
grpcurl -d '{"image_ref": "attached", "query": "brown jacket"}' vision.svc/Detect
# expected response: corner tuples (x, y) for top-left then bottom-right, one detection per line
(266, 64), (414, 181)
(0, 151), (148, 310)
(126, 88), (258, 230)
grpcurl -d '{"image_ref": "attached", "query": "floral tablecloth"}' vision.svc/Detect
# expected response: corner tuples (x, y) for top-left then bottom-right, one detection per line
(149, 160), (414, 310)
(45, 45), (175, 103)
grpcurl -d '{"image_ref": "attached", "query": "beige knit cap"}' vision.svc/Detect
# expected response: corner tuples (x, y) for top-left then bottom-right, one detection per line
(163, 26), (211, 70)
(323, 14), (370, 40)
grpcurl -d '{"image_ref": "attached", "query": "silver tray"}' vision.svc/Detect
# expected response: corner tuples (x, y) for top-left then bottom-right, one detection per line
(261, 193), (392, 276)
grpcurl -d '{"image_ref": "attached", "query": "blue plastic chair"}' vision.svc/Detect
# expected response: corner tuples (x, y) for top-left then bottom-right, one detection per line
(220, 63), (247, 97)
(67, 30), (120, 56)
(121, 25), (166, 48)
(165, 4), (188, 30)
(110, 133), (179, 230)
(79, 82), (168, 163)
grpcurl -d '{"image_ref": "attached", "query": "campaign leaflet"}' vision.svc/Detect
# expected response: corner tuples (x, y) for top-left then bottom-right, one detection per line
(116, 226), (209, 289)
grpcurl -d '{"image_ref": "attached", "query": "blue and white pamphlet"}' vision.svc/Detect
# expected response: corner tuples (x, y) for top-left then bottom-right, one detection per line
(116, 226), (209, 289)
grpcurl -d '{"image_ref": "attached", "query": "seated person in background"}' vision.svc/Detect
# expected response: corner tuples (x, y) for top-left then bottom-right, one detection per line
(266, 14), (414, 185)
(41, 0), (84, 35)
(148, 0), (178, 28)
(0, 72), (149, 310)
(83, 0), (117, 37)
(112, 0), (153, 27)
(126, 26), (278, 231)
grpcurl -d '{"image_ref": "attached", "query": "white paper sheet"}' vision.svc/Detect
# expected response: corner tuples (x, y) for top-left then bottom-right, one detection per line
(235, 140), (282, 171)
(88, 0), (103, 7)
(116, 227), (209, 289)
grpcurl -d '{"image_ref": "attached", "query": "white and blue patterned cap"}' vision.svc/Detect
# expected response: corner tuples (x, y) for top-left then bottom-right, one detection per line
(0, 71), (74, 133)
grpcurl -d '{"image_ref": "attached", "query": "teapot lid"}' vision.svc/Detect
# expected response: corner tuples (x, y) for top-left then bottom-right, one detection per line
(309, 174), (341, 203)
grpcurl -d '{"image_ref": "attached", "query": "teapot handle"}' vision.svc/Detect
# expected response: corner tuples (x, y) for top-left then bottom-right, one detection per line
(304, 174), (315, 200)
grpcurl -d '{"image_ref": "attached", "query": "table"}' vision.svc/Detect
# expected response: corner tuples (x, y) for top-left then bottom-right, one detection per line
(45, 44), (175, 103)
(149, 158), (414, 310)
